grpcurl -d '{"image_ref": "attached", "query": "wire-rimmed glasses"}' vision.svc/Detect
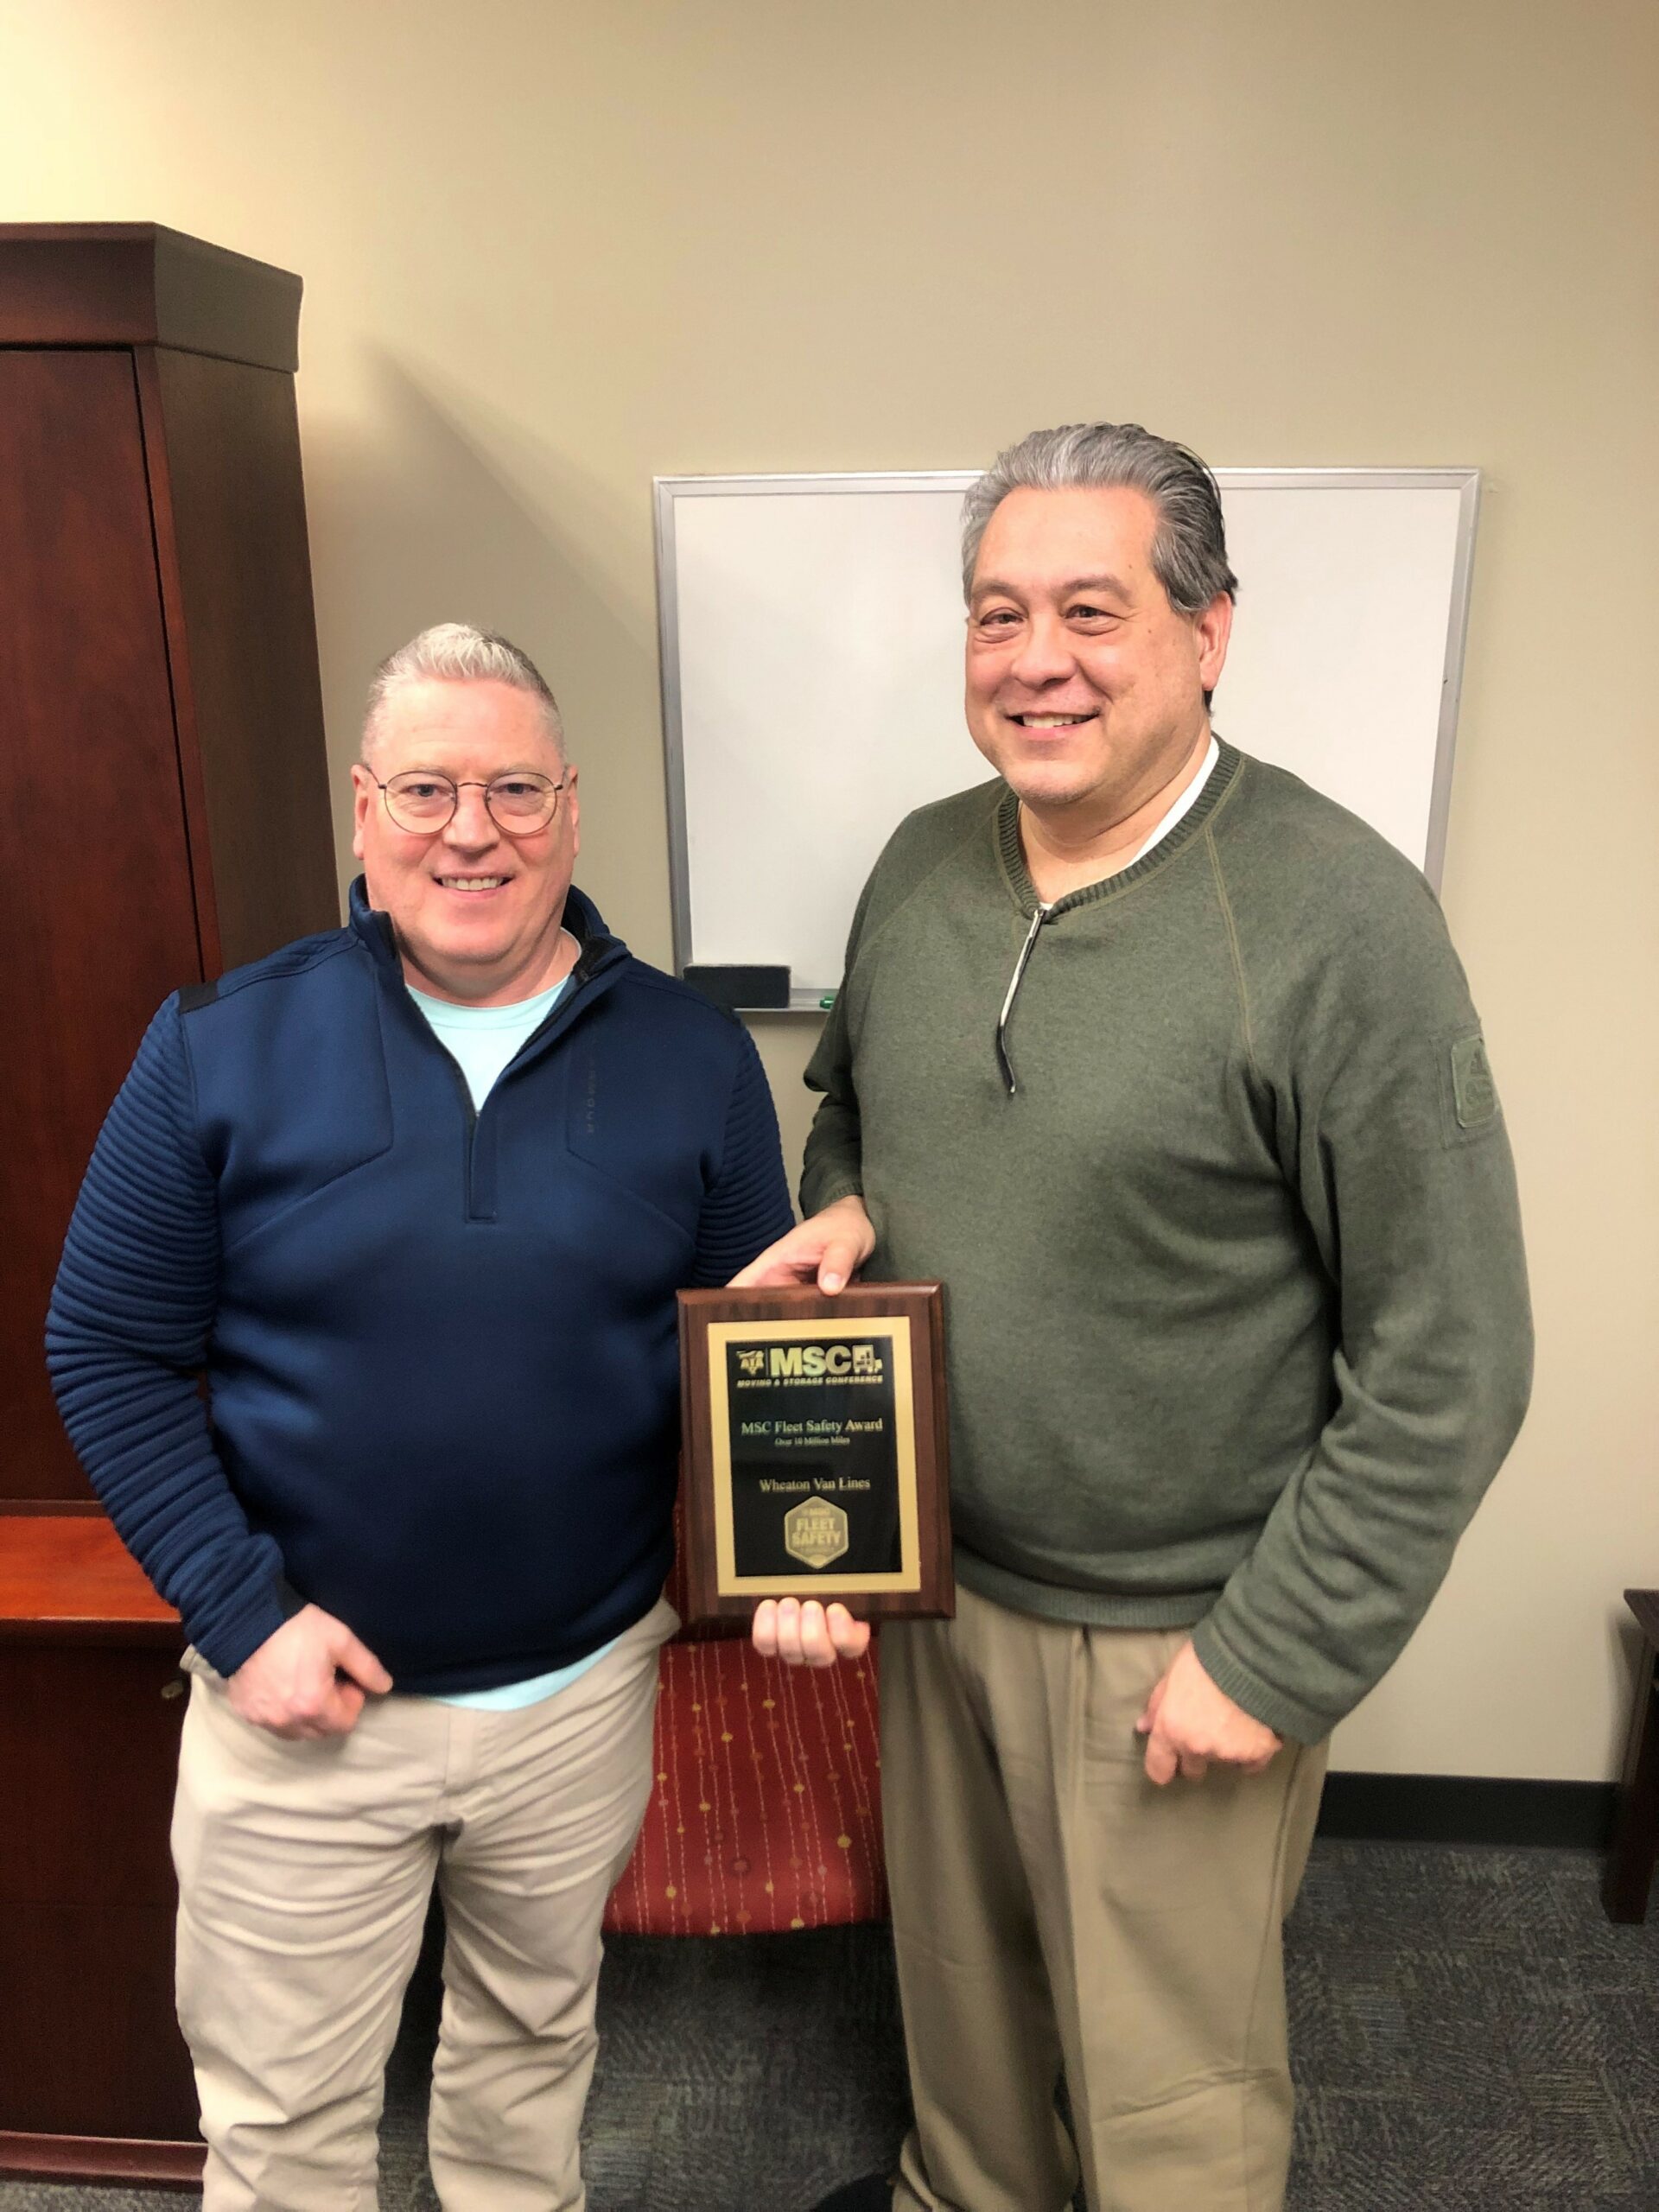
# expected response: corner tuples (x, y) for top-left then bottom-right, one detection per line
(371, 771), (567, 835)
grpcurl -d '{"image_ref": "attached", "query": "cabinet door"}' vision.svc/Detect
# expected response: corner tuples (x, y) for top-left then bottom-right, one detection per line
(0, 1641), (197, 2139)
(0, 350), (204, 1503)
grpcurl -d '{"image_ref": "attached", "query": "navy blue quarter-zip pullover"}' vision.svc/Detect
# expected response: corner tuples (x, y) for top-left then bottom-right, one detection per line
(47, 882), (793, 1690)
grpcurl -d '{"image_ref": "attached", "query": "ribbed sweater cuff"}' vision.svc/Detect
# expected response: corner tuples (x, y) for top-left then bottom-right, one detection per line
(192, 1579), (291, 1681)
(803, 1174), (864, 1214)
(1189, 1617), (1336, 1745)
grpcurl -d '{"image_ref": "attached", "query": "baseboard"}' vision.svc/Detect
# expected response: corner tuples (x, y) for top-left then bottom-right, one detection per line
(1318, 1770), (1616, 1848)
(0, 2131), (205, 2188)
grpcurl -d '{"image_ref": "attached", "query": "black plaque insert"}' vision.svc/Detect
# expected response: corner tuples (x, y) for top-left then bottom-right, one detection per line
(724, 1335), (901, 1577)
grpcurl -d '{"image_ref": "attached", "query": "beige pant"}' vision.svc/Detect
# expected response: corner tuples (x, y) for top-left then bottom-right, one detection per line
(171, 1599), (675, 2212)
(880, 1586), (1327, 2212)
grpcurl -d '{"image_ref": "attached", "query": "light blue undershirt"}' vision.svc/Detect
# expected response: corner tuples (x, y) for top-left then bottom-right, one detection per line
(409, 976), (568, 1116)
(407, 976), (620, 1712)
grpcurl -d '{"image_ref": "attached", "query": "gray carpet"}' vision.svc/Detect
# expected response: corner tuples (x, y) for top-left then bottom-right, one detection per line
(4, 1842), (1655, 2211)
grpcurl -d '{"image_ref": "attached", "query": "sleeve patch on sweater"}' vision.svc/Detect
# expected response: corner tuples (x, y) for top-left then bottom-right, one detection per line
(1450, 1033), (1500, 1131)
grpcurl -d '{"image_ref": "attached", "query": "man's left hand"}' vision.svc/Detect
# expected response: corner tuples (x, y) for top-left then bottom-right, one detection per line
(753, 1596), (871, 1668)
(1135, 1638), (1282, 1784)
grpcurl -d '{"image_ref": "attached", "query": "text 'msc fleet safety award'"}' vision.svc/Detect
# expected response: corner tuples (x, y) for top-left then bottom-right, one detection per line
(677, 1283), (953, 1622)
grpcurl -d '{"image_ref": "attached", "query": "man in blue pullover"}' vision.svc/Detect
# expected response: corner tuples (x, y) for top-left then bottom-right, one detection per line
(48, 623), (793, 2212)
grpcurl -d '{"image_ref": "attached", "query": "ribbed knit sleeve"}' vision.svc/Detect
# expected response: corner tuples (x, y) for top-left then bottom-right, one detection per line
(689, 1029), (795, 1286)
(45, 999), (288, 1676)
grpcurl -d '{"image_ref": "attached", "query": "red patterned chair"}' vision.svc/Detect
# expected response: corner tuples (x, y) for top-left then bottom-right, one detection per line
(603, 1501), (888, 1936)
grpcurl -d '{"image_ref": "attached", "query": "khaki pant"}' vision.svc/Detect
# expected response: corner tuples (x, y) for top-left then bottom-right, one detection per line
(881, 1587), (1327, 2212)
(171, 1599), (675, 2212)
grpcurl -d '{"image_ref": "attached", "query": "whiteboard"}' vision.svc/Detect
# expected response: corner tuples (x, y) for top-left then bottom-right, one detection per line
(656, 468), (1479, 1003)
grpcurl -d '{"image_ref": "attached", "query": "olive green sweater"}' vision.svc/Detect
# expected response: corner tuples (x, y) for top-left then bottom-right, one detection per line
(801, 744), (1531, 1742)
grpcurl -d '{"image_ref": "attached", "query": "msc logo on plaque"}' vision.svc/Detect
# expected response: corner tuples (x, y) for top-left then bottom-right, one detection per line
(784, 1495), (850, 1569)
(766, 1343), (883, 1379)
(736, 1349), (766, 1377)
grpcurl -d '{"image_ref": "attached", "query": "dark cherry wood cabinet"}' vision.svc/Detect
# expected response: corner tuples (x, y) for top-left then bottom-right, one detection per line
(0, 225), (338, 2183)
(0, 1520), (200, 2185)
(0, 221), (338, 1510)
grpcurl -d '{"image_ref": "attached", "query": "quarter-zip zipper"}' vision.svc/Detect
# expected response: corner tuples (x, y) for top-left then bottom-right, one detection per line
(401, 942), (626, 1223)
(437, 1046), (488, 1219)
(996, 901), (1054, 1096)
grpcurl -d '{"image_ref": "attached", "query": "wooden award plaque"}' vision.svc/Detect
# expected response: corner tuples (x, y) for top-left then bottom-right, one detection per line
(677, 1282), (953, 1624)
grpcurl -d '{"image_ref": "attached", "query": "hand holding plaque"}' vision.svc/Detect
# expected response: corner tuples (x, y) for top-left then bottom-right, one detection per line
(677, 1283), (953, 1625)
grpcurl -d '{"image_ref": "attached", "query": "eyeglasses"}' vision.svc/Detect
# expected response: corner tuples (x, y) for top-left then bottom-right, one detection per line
(371, 771), (567, 835)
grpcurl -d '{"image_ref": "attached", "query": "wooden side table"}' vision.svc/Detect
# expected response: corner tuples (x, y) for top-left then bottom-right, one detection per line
(1604, 1589), (1659, 1925)
(0, 1514), (204, 2186)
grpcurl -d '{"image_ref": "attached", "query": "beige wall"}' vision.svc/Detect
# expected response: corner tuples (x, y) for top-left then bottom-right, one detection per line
(6, 0), (1655, 1780)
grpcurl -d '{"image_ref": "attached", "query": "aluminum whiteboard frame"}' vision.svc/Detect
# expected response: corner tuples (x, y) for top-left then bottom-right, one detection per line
(654, 467), (1481, 996)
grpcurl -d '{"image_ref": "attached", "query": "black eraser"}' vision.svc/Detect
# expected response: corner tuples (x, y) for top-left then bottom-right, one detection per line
(683, 963), (790, 1011)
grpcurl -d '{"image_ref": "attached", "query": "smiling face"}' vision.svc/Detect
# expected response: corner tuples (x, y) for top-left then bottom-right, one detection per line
(351, 677), (580, 1005)
(964, 484), (1231, 834)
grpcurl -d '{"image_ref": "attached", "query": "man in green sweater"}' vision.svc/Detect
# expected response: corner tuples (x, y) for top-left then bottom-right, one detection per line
(736, 422), (1531, 2212)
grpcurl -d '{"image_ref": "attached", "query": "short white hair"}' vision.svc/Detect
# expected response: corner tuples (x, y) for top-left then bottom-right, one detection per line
(362, 624), (564, 758)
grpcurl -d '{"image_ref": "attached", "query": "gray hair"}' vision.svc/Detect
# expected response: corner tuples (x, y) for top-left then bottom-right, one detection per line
(362, 624), (564, 758)
(960, 423), (1238, 613)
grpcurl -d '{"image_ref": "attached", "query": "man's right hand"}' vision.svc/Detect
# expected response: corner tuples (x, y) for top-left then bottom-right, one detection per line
(728, 1195), (875, 1295)
(226, 1605), (393, 1739)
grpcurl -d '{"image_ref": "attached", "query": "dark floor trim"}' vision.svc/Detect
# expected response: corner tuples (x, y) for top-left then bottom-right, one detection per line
(0, 2131), (204, 2189)
(1318, 1771), (1616, 1848)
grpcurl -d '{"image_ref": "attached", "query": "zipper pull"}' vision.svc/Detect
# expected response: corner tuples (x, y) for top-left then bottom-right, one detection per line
(995, 903), (1052, 1096)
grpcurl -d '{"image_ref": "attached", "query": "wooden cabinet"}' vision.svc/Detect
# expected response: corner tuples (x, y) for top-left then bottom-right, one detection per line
(0, 1518), (201, 2183)
(0, 225), (337, 2182)
(0, 222), (337, 1508)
